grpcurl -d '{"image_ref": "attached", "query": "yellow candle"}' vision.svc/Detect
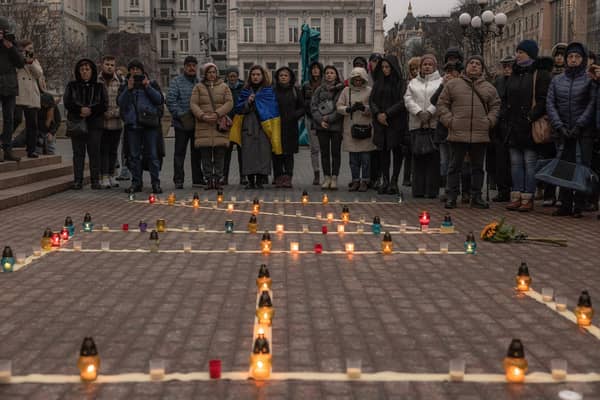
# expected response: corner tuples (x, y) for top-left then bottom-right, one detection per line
(78, 355), (100, 382)
(276, 224), (284, 234)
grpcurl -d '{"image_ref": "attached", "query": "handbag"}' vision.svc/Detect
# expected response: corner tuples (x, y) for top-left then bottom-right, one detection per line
(348, 88), (371, 139)
(133, 94), (160, 128)
(66, 119), (88, 137)
(180, 111), (196, 131)
(531, 71), (552, 144)
(535, 141), (598, 194)
(411, 128), (437, 155)
(205, 83), (233, 133)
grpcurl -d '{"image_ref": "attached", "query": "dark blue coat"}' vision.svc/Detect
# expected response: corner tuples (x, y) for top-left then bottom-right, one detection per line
(118, 80), (164, 130)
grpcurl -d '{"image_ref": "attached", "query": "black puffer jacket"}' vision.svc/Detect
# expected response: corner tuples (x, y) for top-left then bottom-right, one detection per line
(63, 58), (108, 130)
(0, 39), (25, 97)
(503, 57), (552, 148)
(370, 55), (407, 149)
(274, 67), (305, 154)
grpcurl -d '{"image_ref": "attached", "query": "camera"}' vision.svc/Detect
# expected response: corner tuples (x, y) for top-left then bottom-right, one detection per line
(133, 74), (145, 88)
(5, 33), (15, 42)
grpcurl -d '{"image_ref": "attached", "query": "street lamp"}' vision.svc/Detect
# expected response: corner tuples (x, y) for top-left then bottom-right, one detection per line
(458, 0), (506, 61)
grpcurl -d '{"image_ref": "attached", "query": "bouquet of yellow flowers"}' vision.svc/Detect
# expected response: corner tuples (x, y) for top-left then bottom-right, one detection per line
(481, 218), (567, 246)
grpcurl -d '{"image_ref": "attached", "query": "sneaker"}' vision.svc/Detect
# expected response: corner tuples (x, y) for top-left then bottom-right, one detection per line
(101, 176), (111, 189)
(152, 184), (163, 194)
(109, 177), (119, 188)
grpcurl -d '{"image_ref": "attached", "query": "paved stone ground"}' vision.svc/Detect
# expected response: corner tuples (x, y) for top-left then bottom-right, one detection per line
(0, 139), (599, 399)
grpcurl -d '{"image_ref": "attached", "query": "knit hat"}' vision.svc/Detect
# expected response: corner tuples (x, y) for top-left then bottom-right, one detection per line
(500, 55), (515, 65)
(466, 55), (486, 73)
(369, 53), (383, 62)
(420, 54), (438, 69)
(202, 62), (218, 75)
(225, 65), (240, 76)
(516, 40), (539, 59)
(184, 56), (198, 65)
(566, 43), (586, 58)
(444, 47), (464, 63)
(127, 59), (145, 73)
(0, 17), (10, 32)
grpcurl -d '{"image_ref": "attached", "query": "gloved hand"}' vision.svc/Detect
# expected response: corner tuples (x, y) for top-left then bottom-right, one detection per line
(569, 126), (581, 139)
(557, 126), (570, 139)
(345, 106), (353, 114)
(418, 110), (432, 122)
(354, 102), (366, 112)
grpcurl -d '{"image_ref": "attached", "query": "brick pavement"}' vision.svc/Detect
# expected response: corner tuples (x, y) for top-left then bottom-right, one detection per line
(0, 140), (599, 399)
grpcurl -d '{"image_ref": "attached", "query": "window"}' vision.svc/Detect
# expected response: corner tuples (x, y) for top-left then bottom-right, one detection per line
(311, 18), (321, 32)
(180, 0), (188, 11)
(198, 0), (207, 11)
(288, 18), (299, 43)
(288, 62), (299, 81)
(334, 18), (344, 43)
(217, 32), (227, 52)
(266, 18), (276, 43)
(356, 18), (366, 44)
(130, 0), (139, 8)
(243, 18), (254, 42)
(243, 62), (254, 80)
(266, 62), (277, 81)
(101, 0), (112, 19)
(160, 32), (170, 58)
(179, 32), (189, 53)
(160, 68), (170, 89)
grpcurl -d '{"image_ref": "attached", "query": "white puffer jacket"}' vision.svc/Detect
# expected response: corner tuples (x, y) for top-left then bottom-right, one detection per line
(15, 60), (43, 109)
(404, 71), (442, 131)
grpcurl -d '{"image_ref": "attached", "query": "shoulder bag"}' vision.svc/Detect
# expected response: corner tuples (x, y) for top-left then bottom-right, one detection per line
(411, 126), (437, 156)
(133, 92), (160, 128)
(348, 87), (372, 140)
(205, 83), (232, 133)
(66, 85), (94, 137)
(531, 70), (552, 144)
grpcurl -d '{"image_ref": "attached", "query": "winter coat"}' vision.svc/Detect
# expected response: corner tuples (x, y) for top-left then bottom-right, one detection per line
(430, 83), (448, 144)
(274, 67), (305, 154)
(404, 70), (443, 131)
(238, 89), (273, 176)
(0, 41), (24, 97)
(370, 55), (408, 150)
(98, 72), (123, 130)
(15, 60), (43, 109)
(437, 74), (501, 144)
(311, 82), (344, 133)
(117, 75), (164, 130)
(546, 43), (596, 134)
(493, 74), (510, 142)
(63, 58), (108, 131)
(189, 79), (233, 148)
(504, 59), (552, 148)
(227, 79), (245, 119)
(301, 61), (323, 117)
(166, 73), (199, 130)
(337, 68), (376, 153)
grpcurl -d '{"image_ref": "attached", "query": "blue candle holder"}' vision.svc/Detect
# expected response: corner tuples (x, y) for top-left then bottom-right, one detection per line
(225, 220), (234, 233)
(1, 246), (15, 273)
(372, 216), (381, 235)
(82, 213), (93, 232)
(64, 216), (75, 237)
(139, 221), (148, 233)
(464, 232), (477, 254)
(441, 214), (454, 233)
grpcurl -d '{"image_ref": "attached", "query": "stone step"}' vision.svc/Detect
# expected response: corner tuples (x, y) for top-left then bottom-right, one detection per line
(0, 173), (89, 211)
(0, 155), (62, 174)
(0, 161), (74, 190)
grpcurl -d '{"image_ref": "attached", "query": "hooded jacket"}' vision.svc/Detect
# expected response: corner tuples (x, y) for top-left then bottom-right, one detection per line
(337, 67), (376, 153)
(189, 64), (233, 148)
(437, 73), (501, 144)
(310, 66), (344, 132)
(551, 43), (568, 76)
(274, 66), (305, 154)
(370, 55), (408, 149)
(63, 58), (108, 130)
(404, 69), (442, 131)
(0, 37), (25, 96)
(302, 61), (324, 117)
(546, 42), (596, 133)
(166, 71), (199, 129)
(503, 57), (552, 148)
(117, 69), (164, 130)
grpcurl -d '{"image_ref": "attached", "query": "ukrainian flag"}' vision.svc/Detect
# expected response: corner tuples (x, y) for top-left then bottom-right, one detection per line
(230, 87), (282, 155)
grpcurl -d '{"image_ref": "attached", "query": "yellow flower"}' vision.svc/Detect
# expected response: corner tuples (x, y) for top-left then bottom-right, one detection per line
(480, 221), (499, 240)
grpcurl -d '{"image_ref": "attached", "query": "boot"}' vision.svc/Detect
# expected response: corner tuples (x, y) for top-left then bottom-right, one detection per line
(492, 191), (510, 202)
(358, 180), (368, 192)
(445, 197), (457, 209)
(518, 193), (534, 212)
(3, 149), (21, 162)
(470, 194), (489, 209)
(378, 176), (390, 194)
(312, 171), (320, 186)
(349, 181), (360, 192)
(506, 191), (522, 211)
(283, 175), (293, 188)
(321, 176), (331, 190)
(386, 175), (399, 194)
(330, 175), (338, 190)
(461, 193), (471, 204)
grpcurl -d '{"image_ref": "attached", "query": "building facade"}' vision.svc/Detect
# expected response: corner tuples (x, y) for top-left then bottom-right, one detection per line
(227, 0), (385, 81)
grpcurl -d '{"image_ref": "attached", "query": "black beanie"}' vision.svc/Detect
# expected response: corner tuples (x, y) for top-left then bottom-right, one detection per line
(127, 59), (145, 73)
(516, 40), (539, 59)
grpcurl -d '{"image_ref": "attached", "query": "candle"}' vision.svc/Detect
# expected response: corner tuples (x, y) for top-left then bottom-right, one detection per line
(228, 241), (236, 252)
(326, 213), (334, 222)
(77, 337), (100, 382)
(314, 243), (323, 254)
(101, 224), (110, 231)
(209, 359), (221, 379)
(417, 243), (427, 254)
(250, 336), (271, 380)
(449, 358), (465, 382)
(183, 241), (192, 253)
(371, 216), (381, 235)
(301, 190), (309, 205)
(41, 228), (53, 251)
(51, 232), (61, 248)
(148, 193), (156, 204)
(167, 192), (176, 205)
(64, 216), (75, 237)
(464, 232), (477, 254)
(82, 213), (93, 232)
(217, 191), (224, 204)
(441, 214), (454, 233)
(1, 247), (15, 273)
(248, 215), (258, 233)
(256, 264), (272, 290)
(276, 224), (284, 234)
(440, 242), (449, 254)
(321, 225), (328, 234)
(72, 241), (82, 252)
(346, 359), (361, 379)
(574, 290), (593, 327)
(542, 287), (554, 302)
(252, 198), (260, 215)
(227, 203), (234, 213)
(337, 224), (345, 234)
(156, 219), (166, 233)
(256, 291), (274, 326)
(551, 359), (567, 380)
(149, 359), (165, 381)
(122, 223), (129, 231)
(261, 232), (272, 255)
(503, 339), (527, 383)
(341, 206), (350, 224)
(60, 228), (69, 241)
(225, 220), (234, 234)
(101, 241), (110, 251)
(32, 246), (42, 256)
(0, 360), (11, 383)
(381, 232), (393, 254)
(345, 243), (354, 255)
(555, 296), (567, 312)
(419, 211), (430, 231)
(192, 192), (200, 208)
(302, 224), (309, 233)
(322, 194), (329, 205)
(139, 221), (148, 232)
(290, 242), (299, 254)
(128, 192), (135, 201)
(149, 230), (159, 252)
(515, 262), (531, 291)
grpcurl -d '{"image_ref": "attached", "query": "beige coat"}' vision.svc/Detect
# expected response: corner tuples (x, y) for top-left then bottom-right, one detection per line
(436, 75), (501, 144)
(15, 60), (43, 109)
(98, 73), (122, 130)
(336, 68), (376, 153)
(190, 79), (233, 148)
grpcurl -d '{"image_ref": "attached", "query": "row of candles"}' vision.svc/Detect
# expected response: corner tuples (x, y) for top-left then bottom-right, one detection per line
(251, 265), (274, 380)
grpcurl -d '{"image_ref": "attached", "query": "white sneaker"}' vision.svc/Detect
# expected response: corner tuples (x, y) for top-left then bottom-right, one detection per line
(321, 176), (331, 190)
(109, 176), (119, 188)
(101, 176), (110, 189)
(330, 175), (338, 190)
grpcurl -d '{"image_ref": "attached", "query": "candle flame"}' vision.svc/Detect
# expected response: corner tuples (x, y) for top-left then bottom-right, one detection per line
(258, 327), (264, 335)
(512, 367), (521, 376)
(87, 364), (95, 373)
(257, 360), (264, 368)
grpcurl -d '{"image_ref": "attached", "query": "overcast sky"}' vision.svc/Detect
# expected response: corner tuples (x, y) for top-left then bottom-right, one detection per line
(384, 0), (459, 30)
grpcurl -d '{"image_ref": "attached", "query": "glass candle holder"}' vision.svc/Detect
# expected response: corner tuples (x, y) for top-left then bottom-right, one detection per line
(449, 358), (465, 381)
(198, 225), (206, 232)
(418, 243), (427, 254)
(440, 242), (449, 254)
(346, 358), (362, 379)
(15, 253), (26, 264)
(0, 360), (11, 383)
(278, 209), (285, 216)
(302, 224), (309, 233)
(225, 220), (234, 234)
(227, 203), (234, 213)
(551, 359), (567, 380)
(337, 224), (345, 234)
(327, 213), (334, 222)
(228, 241), (237, 252)
(149, 359), (165, 381)
(400, 220), (407, 233)
(314, 243), (323, 254)
(122, 223), (129, 231)
(181, 224), (189, 232)
(345, 243), (355, 255)
(290, 242), (299, 253)
(73, 241), (82, 251)
(555, 296), (568, 312)
(295, 210), (302, 217)
(230, 196), (237, 202)
(542, 287), (554, 302)
(359, 215), (366, 224)
(315, 212), (322, 220)
(321, 225), (328, 234)
(183, 241), (192, 253)
(276, 224), (284, 234)
(32, 246), (42, 257)
(357, 224), (364, 234)
(156, 219), (166, 233)
(209, 359), (221, 379)
(101, 241), (110, 251)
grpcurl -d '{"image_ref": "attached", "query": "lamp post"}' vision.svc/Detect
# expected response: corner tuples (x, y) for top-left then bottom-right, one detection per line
(458, 0), (507, 62)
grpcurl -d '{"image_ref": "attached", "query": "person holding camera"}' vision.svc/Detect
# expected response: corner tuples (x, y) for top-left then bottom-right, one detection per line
(63, 58), (108, 189)
(14, 40), (45, 159)
(0, 17), (25, 162)
(117, 60), (164, 194)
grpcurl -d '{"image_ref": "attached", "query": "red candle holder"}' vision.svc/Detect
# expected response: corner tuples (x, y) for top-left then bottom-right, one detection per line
(209, 359), (221, 379)
(149, 194), (156, 204)
(314, 243), (323, 254)
(419, 211), (430, 230)
(122, 223), (129, 231)
(321, 225), (328, 234)
(60, 228), (69, 241)
(51, 232), (61, 247)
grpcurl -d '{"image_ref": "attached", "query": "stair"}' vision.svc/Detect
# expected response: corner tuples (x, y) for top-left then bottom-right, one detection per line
(0, 150), (88, 211)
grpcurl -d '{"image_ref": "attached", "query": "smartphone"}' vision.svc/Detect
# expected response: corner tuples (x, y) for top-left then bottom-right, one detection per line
(133, 74), (144, 89)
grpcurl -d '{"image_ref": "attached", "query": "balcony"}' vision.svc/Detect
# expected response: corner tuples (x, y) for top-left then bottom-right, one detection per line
(159, 50), (176, 63)
(86, 13), (108, 31)
(153, 8), (175, 24)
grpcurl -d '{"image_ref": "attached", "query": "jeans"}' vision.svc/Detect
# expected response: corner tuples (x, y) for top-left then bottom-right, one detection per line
(273, 153), (294, 177)
(101, 129), (122, 176)
(509, 147), (537, 194)
(439, 142), (450, 176)
(128, 127), (160, 187)
(306, 117), (320, 172)
(224, 142), (243, 183)
(173, 128), (203, 185)
(317, 130), (342, 176)
(447, 142), (487, 199)
(71, 127), (102, 184)
(1, 95), (16, 150)
(349, 152), (370, 181)
(199, 146), (226, 181)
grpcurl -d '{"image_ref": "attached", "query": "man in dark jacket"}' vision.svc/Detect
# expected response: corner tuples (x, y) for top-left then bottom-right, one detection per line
(223, 66), (246, 186)
(546, 42), (597, 217)
(301, 61), (323, 185)
(118, 59), (164, 194)
(0, 17), (25, 162)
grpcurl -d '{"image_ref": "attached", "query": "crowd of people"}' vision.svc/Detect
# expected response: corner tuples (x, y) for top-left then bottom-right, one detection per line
(2, 14), (600, 217)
